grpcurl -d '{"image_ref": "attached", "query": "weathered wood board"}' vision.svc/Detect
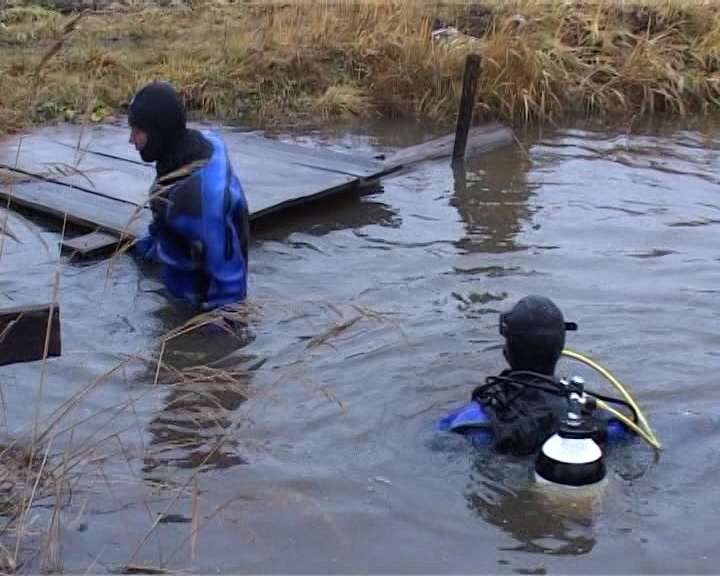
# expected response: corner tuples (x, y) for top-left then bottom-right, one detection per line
(382, 122), (514, 170)
(45, 123), (387, 178)
(0, 134), (155, 206)
(0, 119), (515, 260)
(0, 179), (150, 237)
(0, 123), (378, 218)
(0, 122), (389, 257)
(61, 230), (134, 259)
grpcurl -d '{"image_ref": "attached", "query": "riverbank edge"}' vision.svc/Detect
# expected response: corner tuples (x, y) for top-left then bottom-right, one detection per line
(1, 0), (720, 137)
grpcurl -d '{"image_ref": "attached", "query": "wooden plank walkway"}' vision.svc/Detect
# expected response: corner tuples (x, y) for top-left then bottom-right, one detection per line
(0, 120), (514, 258)
(0, 123), (384, 218)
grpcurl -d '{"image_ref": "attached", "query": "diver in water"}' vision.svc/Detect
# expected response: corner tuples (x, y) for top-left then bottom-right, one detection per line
(435, 295), (637, 456)
(128, 80), (250, 311)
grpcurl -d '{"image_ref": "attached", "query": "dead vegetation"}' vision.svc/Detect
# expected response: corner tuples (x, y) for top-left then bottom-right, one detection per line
(0, 278), (397, 572)
(1, 0), (720, 137)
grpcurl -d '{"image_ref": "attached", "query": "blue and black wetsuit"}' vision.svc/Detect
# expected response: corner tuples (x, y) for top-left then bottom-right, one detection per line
(435, 369), (634, 454)
(128, 81), (250, 311)
(135, 129), (249, 309)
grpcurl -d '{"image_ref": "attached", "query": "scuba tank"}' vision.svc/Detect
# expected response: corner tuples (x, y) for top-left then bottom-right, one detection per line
(534, 376), (607, 487)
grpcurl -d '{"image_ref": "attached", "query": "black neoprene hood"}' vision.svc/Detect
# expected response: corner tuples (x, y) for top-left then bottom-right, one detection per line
(499, 295), (577, 340)
(128, 81), (187, 163)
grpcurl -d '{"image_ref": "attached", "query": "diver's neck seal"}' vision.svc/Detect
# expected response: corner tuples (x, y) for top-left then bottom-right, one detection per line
(534, 389), (607, 487)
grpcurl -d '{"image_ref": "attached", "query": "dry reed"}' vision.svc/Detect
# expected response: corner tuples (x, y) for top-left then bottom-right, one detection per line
(1, 0), (720, 137)
(0, 265), (396, 573)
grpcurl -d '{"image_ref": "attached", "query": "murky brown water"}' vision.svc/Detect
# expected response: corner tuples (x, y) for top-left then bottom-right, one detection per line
(2, 117), (720, 574)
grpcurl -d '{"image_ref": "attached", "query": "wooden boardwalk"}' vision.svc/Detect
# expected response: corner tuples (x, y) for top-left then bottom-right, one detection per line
(0, 120), (514, 258)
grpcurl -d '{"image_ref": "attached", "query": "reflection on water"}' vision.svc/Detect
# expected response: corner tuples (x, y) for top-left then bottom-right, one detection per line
(464, 451), (598, 556)
(142, 371), (251, 475)
(139, 305), (258, 476)
(451, 144), (536, 254)
(254, 191), (402, 242)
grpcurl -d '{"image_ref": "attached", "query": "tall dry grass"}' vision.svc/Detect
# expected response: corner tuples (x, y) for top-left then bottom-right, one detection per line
(1, 0), (720, 138)
(0, 284), (393, 572)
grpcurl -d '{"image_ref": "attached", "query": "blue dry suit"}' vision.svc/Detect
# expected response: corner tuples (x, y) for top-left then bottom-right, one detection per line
(134, 130), (249, 310)
(434, 375), (636, 451)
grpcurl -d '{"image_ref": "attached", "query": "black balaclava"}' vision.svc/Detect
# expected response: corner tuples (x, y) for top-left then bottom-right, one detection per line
(499, 295), (576, 375)
(128, 81), (188, 165)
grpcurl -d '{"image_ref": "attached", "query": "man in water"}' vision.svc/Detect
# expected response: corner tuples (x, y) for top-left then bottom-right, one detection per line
(128, 80), (250, 311)
(436, 295), (630, 455)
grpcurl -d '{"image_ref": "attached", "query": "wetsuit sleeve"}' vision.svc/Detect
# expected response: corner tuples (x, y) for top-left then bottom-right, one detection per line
(132, 184), (172, 261)
(236, 199), (250, 264)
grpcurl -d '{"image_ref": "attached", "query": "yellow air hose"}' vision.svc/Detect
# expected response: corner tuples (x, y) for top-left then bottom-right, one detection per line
(561, 348), (662, 451)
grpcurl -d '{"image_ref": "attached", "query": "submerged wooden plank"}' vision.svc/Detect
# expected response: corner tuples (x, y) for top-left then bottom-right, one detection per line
(59, 174), (373, 258)
(0, 179), (149, 238)
(228, 132), (387, 177)
(0, 169), (368, 260)
(0, 119), (516, 263)
(0, 133), (154, 206)
(0, 170), (370, 260)
(0, 168), (35, 186)
(0, 124), (369, 217)
(381, 122), (515, 172)
(60, 231), (128, 259)
(0, 303), (61, 367)
(42, 122), (387, 178)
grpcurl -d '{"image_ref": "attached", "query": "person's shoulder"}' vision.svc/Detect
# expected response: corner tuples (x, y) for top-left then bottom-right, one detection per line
(185, 128), (213, 154)
(194, 128), (226, 146)
(435, 399), (491, 432)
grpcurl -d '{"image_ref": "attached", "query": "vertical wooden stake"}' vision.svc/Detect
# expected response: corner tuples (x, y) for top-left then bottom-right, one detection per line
(452, 53), (482, 164)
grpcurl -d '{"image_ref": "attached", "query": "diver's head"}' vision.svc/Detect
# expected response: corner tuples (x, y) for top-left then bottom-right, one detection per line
(499, 295), (577, 375)
(128, 81), (187, 164)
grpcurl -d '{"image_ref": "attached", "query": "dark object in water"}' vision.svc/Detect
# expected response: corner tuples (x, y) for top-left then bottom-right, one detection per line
(110, 565), (167, 575)
(452, 54), (482, 163)
(0, 303), (61, 367)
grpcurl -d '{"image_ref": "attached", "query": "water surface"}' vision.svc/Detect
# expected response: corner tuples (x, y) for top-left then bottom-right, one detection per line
(1, 117), (719, 574)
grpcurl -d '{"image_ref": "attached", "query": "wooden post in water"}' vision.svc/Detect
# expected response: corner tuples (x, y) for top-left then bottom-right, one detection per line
(452, 53), (482, 164)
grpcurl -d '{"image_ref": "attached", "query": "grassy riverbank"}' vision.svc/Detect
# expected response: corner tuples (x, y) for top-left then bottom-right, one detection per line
(1, 0), (720, 136)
